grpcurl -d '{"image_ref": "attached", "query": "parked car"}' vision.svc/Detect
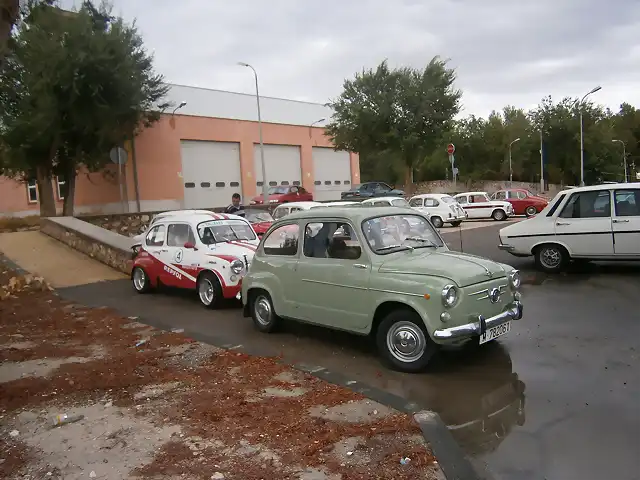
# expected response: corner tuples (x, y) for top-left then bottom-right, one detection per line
(408, 194), (467, 228)
(498, 183), (640, 273)
(454, 192), (514, 221)
(491, 189), (548, 217)
(131, 209), (217, 247)
(241, 206), (524, 373)
(341, 182), (404, 200)
(244, 209), (274, 237)
(251, 185), (313, 205)
(318, 201), (362, 207)
(272, 201), (323, 220)
(131, 212), (259, 308)
(361, 196), (411, 208)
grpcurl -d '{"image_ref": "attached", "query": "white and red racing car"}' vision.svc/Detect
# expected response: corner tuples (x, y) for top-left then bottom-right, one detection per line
(131, 212), (259, 308)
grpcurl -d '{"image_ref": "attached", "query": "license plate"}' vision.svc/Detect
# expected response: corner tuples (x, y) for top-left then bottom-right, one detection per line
(479, 321), (511, 345)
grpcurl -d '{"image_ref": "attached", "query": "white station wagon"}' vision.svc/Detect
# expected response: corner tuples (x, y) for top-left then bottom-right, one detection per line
(498, 183), (640, 273)
(408, 194), (467, 228)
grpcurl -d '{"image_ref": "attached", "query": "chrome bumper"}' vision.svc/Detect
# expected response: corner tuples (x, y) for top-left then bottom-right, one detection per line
(498, 244), (515, 252)
(433, 301), (523, 340)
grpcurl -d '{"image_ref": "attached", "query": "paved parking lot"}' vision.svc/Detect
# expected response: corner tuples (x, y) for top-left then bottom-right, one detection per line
(10, 221), (640, 479)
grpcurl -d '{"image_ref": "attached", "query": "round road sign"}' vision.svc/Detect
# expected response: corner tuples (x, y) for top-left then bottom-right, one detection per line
(446, 144), (455, 155)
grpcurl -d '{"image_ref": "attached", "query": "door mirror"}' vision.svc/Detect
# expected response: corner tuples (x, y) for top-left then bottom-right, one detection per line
(184, 241), (196, 250)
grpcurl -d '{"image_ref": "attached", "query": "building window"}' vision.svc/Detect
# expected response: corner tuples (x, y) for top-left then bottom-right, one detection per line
(56, 176), (66, 200)
(27, 179), (38, 203)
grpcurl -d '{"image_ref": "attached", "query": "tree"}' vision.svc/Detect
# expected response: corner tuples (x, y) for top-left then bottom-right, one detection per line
(0, 1), (169, 216)
(326, 58), (462, 192)
(0, 0), (19, 58)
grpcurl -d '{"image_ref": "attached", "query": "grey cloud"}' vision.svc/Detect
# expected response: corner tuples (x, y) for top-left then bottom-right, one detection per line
(59, 0), (640, 116)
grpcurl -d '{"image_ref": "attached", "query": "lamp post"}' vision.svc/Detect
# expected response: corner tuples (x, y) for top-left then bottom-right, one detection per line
(172, 101), (187, 115)
(539, 130), (544, 192)
(612, 139), (627, 183)
(578, 86), (602, 186)
(509, 138), (521, 185)
(238, 62), (268, 203)
(308, 118), (326, 138)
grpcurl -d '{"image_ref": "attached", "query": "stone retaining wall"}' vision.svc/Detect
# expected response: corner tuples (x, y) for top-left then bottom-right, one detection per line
(408, 180), (563, 196)
(40, 217), (133, 275)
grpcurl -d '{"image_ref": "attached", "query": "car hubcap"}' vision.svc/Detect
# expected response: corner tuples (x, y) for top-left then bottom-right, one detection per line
(133, 269), (146, 290)
(526, 207), (536, 216)
(198, 279), (215, 305)
(254, 295), (272, 325)
(432, 217), (443, 228)
(386, 321), (426, 363)
(540, 248), (561, 268)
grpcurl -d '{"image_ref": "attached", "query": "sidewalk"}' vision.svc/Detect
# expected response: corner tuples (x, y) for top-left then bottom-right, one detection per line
(0, 256), (443, 479)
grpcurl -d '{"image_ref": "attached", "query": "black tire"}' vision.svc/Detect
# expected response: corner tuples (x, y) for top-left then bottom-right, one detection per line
(132, 267), (152, 294)
(196, 271), (223, 309)
(492, 209), (507, 221)
(376, 309), (438, 373)
(249, 290), (280, 333)
(525, 205), (537, 217)
(534, 244), (569, 273)
(450, 220), (462, 227)
(430, 216), (444, 229)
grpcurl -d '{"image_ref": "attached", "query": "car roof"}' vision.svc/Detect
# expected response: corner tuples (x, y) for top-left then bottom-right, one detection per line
(558, 182), (640, 195)
(316, 201), (361, 206)
(153, 212), (248, 225)
(281, 205), (420, 223)
(156, 209), (213, 217)
(362, 196), (406, 202)
(410, 193), (452, 199)
(275, 201), (323, 209)
(455, 191), (488, 196)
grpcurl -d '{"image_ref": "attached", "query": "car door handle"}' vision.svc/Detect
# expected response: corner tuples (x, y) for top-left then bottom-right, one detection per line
(353, 264), (368, 269)
(613, 219), (629, 223)
(159, 249), (169, 252)
(556, 222), (571, 226)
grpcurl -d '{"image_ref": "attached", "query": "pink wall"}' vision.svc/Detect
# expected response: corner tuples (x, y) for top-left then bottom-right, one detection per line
(0, 115), (360, 216)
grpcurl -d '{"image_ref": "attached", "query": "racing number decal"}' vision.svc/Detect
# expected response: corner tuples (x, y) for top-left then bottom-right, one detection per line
(174, 249), (184, 263)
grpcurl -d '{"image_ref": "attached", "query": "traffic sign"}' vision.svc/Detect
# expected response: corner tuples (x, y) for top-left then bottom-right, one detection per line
(109, 146), (128, 165)
(446, 143), (455, 155)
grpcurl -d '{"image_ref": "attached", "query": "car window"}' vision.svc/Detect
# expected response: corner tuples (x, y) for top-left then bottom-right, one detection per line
(559, 190), (611, 219)
(359, 184), (370, 191)
(263, 224), (299, 256)
(273, 208), (289, 220)
(516, 191), (527, 200)
(373, 200), (389, 206)
(197, 220), (257, 244)
(456, 196), (468, 204)
(362, 214), (443, 254)
(377, 183), (392, 192)
(546, 193), (566, 217)
(146, 225), (166, 246)
(409, 198), (423, 207)
(290, 186), (299, 194)
(391, 198), (410, 207)
(167, 223), (196, 246)
(471, 194), (488, 203)
(424, 198), (440, 207)
(441, 196), (455, 204)
(614, 190), (640, 217)
(303, 222), (362, 260)
(494, 191), (507, 200)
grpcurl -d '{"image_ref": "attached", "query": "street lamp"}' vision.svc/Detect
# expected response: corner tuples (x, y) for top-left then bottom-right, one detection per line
(509, 138), (521, 185)
(578, 86), (602, 186)
(172, 101), (187, 115)
(539, 130), (544, 192)
(308, 118), (326, 138)
(238, 62), (268, 203)
(612, 139), (627, 182)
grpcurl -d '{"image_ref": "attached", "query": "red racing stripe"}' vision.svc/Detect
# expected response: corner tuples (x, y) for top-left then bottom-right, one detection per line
(229, 241), (257, 252)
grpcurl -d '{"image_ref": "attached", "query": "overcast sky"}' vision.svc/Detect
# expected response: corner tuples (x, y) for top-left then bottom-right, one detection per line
(60, 0), (640, 118)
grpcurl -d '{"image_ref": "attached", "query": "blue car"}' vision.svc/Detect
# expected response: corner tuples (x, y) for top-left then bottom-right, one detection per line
(340, 182), (405, 200)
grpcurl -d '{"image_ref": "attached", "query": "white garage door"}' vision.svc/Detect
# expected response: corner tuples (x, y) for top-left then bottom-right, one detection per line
(312, 147), (352, 201)
(180, 140), (242, 209)
(253, 144), (302, 190)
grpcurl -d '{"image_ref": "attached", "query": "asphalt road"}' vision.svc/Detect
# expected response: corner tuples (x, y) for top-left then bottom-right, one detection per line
(56, 222), (640, 480)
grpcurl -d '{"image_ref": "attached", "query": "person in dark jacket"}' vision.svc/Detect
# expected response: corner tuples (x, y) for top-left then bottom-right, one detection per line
(225, 193), (245, 217)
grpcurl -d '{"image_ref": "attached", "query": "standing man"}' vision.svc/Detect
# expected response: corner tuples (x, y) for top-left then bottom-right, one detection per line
(225, 193), (245, 217)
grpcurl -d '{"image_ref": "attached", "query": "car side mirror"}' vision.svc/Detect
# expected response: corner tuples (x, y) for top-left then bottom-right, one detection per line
(184, 241), (197, 250)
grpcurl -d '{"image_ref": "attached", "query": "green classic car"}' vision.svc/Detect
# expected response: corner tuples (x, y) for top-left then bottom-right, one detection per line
(241, 206), (524, 373)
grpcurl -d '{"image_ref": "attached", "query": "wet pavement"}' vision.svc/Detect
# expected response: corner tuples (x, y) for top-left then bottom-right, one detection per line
(44, 223), (640, 479)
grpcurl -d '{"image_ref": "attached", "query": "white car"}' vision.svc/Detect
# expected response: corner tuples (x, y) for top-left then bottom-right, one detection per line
(498, 183), (640, 273)
(131, 209), (215, 246)
(131, 212), (259, 307)
(454, 192), (514, 221)
(272, 201), (323, 220)
(316, 201), (362, 208)
(361, 196), (411, 208)
(408, 194), (467, 228)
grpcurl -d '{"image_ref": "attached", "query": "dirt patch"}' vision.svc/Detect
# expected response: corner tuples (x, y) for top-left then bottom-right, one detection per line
(0, 216), (40, 233)
(0, 256), (441, 479)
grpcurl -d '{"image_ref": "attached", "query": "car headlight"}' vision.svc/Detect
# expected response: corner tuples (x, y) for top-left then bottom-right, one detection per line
(230, 259), (244, 274)
(509, 270), (521, 290)
(441, 284), (458, 307)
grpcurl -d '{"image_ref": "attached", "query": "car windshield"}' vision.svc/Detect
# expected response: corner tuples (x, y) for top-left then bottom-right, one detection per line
(441, 196), (455, 204)
(391, 198), (410, 207)
(245, 210), (274, 223)
(362, 214), (444, 254)
(268, 186), (288, 195)
(197, 220), (256, 244)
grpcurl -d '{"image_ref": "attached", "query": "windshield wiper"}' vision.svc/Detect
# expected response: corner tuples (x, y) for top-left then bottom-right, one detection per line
(376, 244), (414, 252)
(404, 236), (438, 248)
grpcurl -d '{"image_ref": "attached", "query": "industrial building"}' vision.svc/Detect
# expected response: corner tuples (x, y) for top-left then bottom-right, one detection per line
(0, 84), (360, 217)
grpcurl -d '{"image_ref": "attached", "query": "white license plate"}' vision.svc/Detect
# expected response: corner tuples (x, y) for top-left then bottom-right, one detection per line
(479, 321), (511, 345)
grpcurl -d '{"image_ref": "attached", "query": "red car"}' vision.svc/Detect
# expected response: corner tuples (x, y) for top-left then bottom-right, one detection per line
(244, 209), (274, 237)
(250, 185), (312, 205)
(491, 189), (548, 217)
